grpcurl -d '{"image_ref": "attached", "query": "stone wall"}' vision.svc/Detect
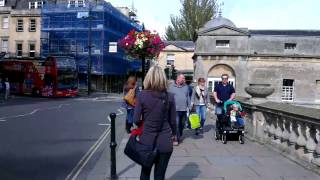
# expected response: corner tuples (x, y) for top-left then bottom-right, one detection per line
(238, 97), (320, 173)
(195, 55), (320, 103)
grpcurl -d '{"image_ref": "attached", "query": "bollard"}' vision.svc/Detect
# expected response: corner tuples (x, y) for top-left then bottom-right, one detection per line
(109, 113), (118, 179)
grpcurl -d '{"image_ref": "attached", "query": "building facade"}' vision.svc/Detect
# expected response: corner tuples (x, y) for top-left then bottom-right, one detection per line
(41, 0), (142, 92)
(0, 0), (42, 59)
(194, 15), (320, 105)
(158, 41), (194, 83)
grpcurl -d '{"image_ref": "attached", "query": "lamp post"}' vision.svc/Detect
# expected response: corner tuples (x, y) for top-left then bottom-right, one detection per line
(87, 2), (93, 95)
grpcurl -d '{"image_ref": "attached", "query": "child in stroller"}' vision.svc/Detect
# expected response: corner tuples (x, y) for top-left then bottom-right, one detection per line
(229, 104), (245, 129)
(215, 100), (245, 144)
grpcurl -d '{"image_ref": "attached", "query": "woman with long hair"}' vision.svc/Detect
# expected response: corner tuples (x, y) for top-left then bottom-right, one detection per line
(191, 77), (211, 135)
(133, 65), (176, 180)
(123, 76), (138, 133)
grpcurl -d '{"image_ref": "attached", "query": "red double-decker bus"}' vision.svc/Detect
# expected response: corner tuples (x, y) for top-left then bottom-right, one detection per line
(0, 56), (78, 97)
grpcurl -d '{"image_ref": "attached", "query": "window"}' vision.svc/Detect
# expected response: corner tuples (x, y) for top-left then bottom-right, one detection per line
(68, 0), (76, 8)
(166, 54), (175, 65)
(29, 43), (36, 58)
(29, 2), (36, 9)
(0, 0), (5, 7)
(16, 19), (24, 32)
(285, 43), (296, 50)
(2, 17), (8, 29)
(78, 0), (84, 7)
(216, 40), (230, 48)
(68, 0), (85, 8)
(16, 43), (23, 57)
(29, 1), (43, 9)
(1, 39), (8, 53)
(29, 19), (36, 32)
(282, 79), (294, 102)
(37, 1), (43, 9)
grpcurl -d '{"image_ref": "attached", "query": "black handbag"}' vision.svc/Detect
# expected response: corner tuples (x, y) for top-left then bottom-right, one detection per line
(124, 92), (169, 168)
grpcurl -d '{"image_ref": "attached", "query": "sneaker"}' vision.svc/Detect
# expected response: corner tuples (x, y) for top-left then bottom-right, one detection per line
(195, 129), (199, 136)
(173, 141), (179, 146)
(199, 127), (204, 134)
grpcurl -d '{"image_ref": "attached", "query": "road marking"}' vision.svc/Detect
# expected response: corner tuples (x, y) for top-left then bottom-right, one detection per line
(75, 97), (122, 102)
(117, 108), (124, 116)
(0, 104), (70, 121)
(47, 104), (70, 110)
(65, 127), (111, 180)
(107, 108), (125, 123)
(98, 123), (110, 126)
(0, 108), (40, 120)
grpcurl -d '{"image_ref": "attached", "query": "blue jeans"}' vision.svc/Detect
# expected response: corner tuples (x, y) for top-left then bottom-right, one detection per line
(176, 111), (187, 141)
(195, 105), (207, 128)
(126, 109), (134, 124)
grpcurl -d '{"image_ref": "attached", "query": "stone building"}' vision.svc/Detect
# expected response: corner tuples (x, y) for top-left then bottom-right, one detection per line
(0, 0), (42, 58)
(158, 41), (194, 83)
(194, 15), (320, 105)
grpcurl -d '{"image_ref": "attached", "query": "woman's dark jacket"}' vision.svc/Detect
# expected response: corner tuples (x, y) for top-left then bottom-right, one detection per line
(133, 90), (176, 153)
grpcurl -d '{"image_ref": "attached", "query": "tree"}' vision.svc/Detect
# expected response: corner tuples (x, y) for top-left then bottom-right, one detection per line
(165, 0), (218, 41)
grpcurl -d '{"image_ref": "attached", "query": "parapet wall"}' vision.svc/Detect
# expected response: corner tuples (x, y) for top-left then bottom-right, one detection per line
(237, 97), (320, 173)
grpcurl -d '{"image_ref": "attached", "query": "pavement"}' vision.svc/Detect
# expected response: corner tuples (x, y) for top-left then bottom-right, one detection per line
(88, 112), (320, 180)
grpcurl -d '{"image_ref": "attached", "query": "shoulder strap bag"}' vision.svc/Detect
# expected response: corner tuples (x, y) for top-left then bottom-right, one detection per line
(124, 92), (169, 168)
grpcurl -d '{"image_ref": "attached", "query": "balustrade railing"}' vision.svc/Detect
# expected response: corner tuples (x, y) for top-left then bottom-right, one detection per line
(237, 99), (320, 169)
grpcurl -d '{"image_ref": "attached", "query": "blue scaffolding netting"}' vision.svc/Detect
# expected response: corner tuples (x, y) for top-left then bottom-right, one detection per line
(41, 1), (142, 77)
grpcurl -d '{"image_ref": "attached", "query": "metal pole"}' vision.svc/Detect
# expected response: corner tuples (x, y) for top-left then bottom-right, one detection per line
(141, 56), (145, 89)
(87, 3), (92, 95)
(109, 113), (117, 179)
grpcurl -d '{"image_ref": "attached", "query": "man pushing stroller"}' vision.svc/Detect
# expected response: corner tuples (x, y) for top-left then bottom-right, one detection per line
(213, 74), (235, 130)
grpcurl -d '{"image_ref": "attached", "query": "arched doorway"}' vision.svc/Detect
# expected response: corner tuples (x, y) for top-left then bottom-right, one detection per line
(207, 64), (236, 92)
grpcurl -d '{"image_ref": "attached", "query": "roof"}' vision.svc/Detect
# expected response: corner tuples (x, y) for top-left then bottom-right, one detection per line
(203, 16), (236, 30)
(249, 30), (320, 36)
(164, 41), (195, 51)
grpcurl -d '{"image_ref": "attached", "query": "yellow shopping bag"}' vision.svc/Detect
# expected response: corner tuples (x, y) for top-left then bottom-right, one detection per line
(189, 113), (201, 129)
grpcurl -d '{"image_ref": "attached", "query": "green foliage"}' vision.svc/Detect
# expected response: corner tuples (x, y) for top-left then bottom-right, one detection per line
(165, 0), (218, 41)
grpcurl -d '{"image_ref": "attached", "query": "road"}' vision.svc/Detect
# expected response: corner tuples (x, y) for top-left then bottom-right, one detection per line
(0, 95), (126, 180)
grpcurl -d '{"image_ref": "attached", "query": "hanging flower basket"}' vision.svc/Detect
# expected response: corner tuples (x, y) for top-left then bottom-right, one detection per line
(118, 29), (165, 60)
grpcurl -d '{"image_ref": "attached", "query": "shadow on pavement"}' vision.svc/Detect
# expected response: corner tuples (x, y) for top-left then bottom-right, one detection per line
(168, 162), (201, 180)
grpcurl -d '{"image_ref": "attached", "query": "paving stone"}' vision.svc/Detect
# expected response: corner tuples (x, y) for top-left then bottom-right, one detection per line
(95, 118), (320, 180)
(169, 156), (210, 166)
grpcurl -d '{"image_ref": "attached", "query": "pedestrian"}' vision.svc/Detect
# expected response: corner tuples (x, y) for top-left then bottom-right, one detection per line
(4, 78), (9, 101)
(213, 74), (235, 129)
(133, 65), (176, 180)
(168, 74), (190, 145)
(191, 77), (211, 135)
(0, 77), (3, 101)
(123, 76), (138, 134)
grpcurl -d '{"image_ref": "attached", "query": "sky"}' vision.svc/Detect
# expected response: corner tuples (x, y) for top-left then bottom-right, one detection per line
(106, 0), (320, 37)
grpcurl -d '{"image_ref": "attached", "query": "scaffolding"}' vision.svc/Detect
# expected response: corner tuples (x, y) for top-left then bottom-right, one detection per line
(41, 1), (142, 92)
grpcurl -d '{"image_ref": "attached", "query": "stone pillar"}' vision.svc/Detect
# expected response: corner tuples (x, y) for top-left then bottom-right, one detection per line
(288, 120), (298, 153)
(281, 117), (290, 150)
(312, 126), (320, 166)
(296, 122), (307, 159)
(252, 111), (265, 141)
(304, 124), (316, 162)
(274, 116), (282, 144)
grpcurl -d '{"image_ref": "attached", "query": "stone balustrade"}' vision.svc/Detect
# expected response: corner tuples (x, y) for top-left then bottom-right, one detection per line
(237, 97), (320, 171)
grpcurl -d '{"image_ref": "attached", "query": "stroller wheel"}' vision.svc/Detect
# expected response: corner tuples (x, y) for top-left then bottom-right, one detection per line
(214, 131), (220, 140)
(239, 135), (244, 144)
(222, 134), (227, 144)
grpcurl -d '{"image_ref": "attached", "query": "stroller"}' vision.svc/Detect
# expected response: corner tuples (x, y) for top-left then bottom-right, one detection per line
(214, 100), (245, 144)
